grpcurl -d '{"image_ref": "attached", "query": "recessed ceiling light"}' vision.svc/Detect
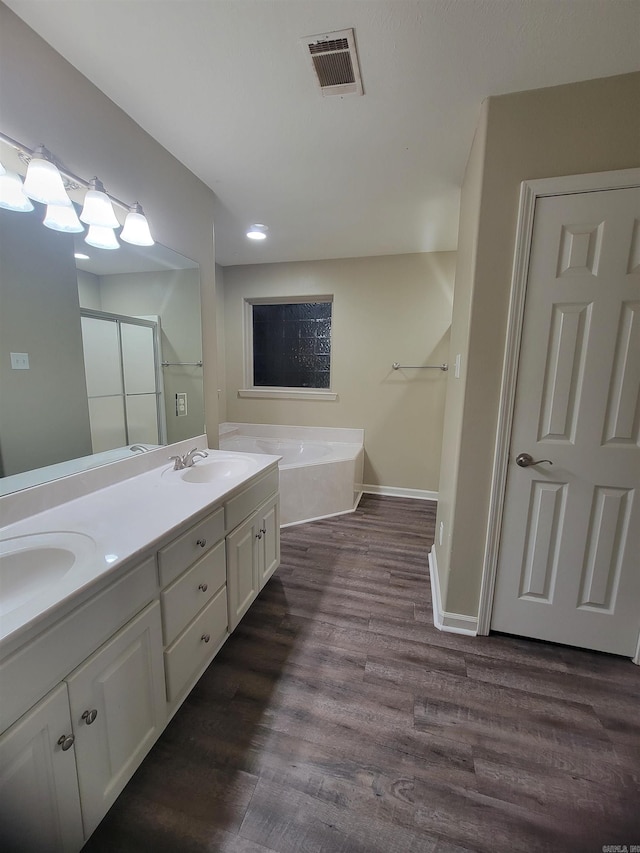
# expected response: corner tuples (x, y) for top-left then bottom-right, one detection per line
(74, 252), (90, 260)
(246, 223), (268, 240)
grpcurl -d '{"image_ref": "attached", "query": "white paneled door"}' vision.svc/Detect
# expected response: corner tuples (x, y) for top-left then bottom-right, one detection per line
(492, 185), (640, 656)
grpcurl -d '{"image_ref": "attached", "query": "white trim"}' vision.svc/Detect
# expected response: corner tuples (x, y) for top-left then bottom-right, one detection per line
(429, 548), (478, 636)
(361, 484), (438, 501)
(280, 491), (364, 528)
(634, 631), (640, 667)
(479, 168), (640, 639)
(237, 388), (338, 401)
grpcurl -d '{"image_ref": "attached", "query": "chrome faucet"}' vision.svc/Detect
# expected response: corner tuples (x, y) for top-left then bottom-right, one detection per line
(130, 445), (149, 454)
(169, 448), (208, 470)
(182, 448), (208, 467)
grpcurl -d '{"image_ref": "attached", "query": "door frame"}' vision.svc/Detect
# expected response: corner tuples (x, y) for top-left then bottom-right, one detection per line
(477, 168), (640, 664)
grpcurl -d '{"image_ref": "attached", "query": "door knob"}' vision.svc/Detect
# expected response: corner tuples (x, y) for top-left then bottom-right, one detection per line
(516, 453), (553, 468)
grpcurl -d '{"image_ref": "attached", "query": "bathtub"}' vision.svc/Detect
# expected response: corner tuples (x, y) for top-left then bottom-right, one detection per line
(219, 423), (364, 526)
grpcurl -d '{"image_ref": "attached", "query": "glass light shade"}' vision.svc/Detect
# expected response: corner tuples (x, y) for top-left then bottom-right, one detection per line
(23, 157), (71, 206)
(80, 188), (120, 228)
(121, 206), (154, 246)
(0, 170), (34, 212)
(43, 203), (84, 233)
(85, 224), (119, 250)
(0, 161), (6, 176)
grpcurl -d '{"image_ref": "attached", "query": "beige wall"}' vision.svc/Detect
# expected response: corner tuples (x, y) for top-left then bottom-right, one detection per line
(222, 253), (455, 490)
(0, 5), (219, 445)
(215, 264), (227, 424)
(435, 72), (640, 618)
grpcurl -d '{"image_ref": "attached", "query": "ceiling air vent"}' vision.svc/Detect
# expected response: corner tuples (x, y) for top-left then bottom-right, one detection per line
(302, 28), (363, 97)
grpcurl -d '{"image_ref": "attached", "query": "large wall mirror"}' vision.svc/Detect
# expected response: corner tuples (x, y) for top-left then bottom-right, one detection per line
(0, 200), (204, 496)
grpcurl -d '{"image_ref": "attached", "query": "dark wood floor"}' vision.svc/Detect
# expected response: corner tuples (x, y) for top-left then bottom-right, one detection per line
(85, 495), (640, 853)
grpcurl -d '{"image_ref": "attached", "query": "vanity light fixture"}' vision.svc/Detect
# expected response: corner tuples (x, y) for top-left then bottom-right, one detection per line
(121, 202), (155, 246)
(74, 252), (90, 260)
(246, 223), (268, 240)
(0, 169), (34, 212)
(80, 177), (120, 228)
(85, 224), (119, 250)
(43, 203), (84, 233)
(0, 132), (156, 249)
(22, 145), (72, 206)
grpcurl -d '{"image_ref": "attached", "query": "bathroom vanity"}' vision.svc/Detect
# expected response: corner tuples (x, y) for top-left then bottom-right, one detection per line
(0, 438), (280, 852)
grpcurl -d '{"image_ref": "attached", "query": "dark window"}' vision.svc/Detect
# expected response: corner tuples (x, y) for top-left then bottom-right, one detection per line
(252, 301), (332, 389)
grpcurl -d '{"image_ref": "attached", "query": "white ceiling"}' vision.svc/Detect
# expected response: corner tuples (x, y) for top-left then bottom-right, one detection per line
(5, 0), (640, 266)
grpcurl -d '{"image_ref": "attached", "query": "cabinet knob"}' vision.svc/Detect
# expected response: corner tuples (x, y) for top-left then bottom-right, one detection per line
(201, 633), (211, 643)
(198, 582), (208, 592)
(57, 734), (75, 751)
(196, 538), (207, 548)
(256, 531), (263, 540)
(260, 528), (267, 535)
(82, 709), (98, 725)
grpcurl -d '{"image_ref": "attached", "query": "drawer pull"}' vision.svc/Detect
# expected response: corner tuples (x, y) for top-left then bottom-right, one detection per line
(198, 582), (208, 592)
(82, 709), (98, 725)
(201, 633), (211, 644)
(57, 734), (75, 751)
(196, 538), (207, 548)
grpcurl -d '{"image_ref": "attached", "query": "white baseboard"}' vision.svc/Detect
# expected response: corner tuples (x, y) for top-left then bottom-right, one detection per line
(361, 484), (438, 501)
(428, 547), (478, 636)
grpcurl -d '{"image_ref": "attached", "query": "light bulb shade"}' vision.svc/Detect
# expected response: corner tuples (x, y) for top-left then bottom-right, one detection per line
(43, 203), (84, 233)
(23, 157), (71, 206)
(80, 188), (120, 228)
(121, 205), (154, 246)
(0, 170), (34, 212)
(85, 224), (119, 250)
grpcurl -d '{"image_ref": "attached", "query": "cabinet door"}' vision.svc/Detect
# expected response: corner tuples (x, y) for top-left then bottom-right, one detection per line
(66, 601), (166, 838)
(0, 684), (84, 853)
(226, 513), (260, 631)
(257, 495), (280, 590)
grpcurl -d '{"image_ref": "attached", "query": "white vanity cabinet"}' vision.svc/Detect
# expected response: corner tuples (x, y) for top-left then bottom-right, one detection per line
(0, 557), (164, 852)
(0, 683), (84, 853)
(227, 493), (280, 631)
(0, 457), (280, 852)
(158, 507), (228, 706)
(65, 601), (166, 838)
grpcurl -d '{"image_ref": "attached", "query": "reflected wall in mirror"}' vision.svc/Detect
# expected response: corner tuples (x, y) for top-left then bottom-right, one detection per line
(0, 203), (203, 495)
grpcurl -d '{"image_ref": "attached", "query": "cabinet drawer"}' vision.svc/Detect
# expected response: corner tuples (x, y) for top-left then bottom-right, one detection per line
(0, 556), (157, 733)
(225, 468), (279, 532)
(157, 507), (224, 587)
(161, 539), (226, 645)
(164, 586), (227, 703)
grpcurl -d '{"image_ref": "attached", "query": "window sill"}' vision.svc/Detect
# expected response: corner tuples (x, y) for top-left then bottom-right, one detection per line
(238, 388), (338, 401)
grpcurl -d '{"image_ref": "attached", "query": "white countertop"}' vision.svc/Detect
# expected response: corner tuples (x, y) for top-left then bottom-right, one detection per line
(0, 446), (279, 656)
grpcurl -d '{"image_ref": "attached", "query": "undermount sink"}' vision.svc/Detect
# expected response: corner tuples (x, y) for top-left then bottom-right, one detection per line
(162, 454), (261, 484)
(0, 531), (96, 616)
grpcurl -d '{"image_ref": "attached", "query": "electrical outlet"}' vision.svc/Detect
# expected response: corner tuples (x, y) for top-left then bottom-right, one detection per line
(439, 521), (444, 547)
(176, 392), (187, 417)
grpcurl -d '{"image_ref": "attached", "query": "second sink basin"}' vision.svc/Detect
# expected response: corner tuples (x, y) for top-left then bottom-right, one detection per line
(0, 531), (96, 616)
(178, 455), (260, 483)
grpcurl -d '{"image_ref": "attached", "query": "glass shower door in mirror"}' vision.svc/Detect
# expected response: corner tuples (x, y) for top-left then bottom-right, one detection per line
(80, 311), (165, 453)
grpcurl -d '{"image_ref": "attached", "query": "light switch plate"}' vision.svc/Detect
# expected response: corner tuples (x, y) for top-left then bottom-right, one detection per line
(10, 352), (30, 369)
